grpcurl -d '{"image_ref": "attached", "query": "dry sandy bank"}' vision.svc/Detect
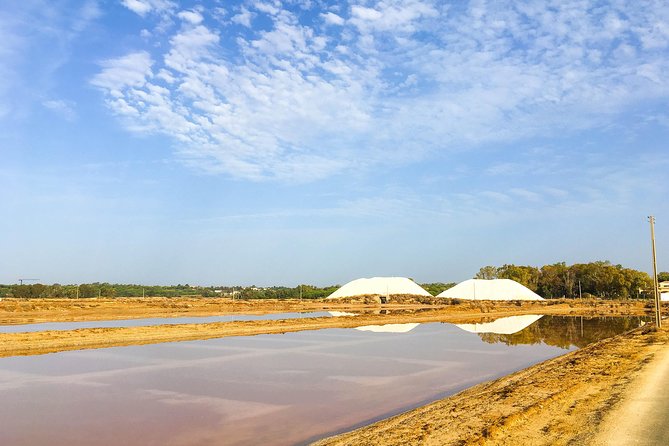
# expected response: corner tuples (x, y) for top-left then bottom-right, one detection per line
(0, 296), (651, 324)
(0, 298), (657, 358)
(313, 324), (669, 446)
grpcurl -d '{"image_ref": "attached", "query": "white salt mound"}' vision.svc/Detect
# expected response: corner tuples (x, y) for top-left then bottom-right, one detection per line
(327, 277), (431, 299)
(437, 279), (544, 301)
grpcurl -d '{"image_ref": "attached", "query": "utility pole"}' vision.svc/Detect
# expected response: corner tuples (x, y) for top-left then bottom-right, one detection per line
(649, 216), (661, 327)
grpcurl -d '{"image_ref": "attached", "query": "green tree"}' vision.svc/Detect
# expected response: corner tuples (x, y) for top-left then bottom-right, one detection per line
(497, 264), (540, 291)
(537, 262), (571, 298)
(421, 282), (456, 296)
(99, 284), (116, 297)
(78, 284), (97, 298)
(475, 266), (499, 280)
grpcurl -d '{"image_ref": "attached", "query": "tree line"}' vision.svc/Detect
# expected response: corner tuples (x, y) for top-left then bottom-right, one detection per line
(475, 261), (667, 299)
(0, 264), (665, 299)
(0, 283), (342, 299)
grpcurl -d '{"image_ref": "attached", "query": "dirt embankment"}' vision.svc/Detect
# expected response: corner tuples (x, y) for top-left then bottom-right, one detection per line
(0, 297), (336, 324)
(0, 296), (652, 324)
(0, 298), (657, 358)
(313, 325), (669, 446)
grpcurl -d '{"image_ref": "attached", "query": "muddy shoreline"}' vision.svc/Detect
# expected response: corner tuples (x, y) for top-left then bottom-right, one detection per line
(313, 325), (669, 446)
(0, 298), (654, 357)
(0, 297), (652, 324)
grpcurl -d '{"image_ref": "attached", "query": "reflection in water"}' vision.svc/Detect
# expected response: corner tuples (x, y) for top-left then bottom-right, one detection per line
(476, 315), (649, 349)
(0, 316), (644, 446)
(354, 323), (421, 333)
(328, 311), (358, 317)
(455, 315), (544, 335)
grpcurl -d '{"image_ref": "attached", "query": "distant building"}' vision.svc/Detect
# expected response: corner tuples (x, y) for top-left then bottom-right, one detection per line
(660, 282), (669, 301)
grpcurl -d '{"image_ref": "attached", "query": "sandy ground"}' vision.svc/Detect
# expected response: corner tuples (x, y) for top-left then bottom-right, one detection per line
(591, 336), (669, 445)
(1, 297), (667, 445)
(0, 298), (655, 357)
(313, 325), (669, 446)
(0, 297), (338, 324)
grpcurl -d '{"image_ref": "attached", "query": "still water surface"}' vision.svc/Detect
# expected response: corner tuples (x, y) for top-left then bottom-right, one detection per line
(0, 311), (336, 333)
(0, 315), (645, 446)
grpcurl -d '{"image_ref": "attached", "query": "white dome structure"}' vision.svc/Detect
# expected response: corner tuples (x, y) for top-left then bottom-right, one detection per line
(327, 277), (431, 299)
(437, 279), (544, 301)
(455, 315), (543, 335)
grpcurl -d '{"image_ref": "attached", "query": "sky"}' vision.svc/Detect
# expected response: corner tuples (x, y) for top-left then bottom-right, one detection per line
(1, 0), (668, 287)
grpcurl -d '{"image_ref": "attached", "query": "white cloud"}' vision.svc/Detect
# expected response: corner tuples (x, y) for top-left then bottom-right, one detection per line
(92, 0), (669, 182)
(0, 1), (101, 119)
(350, 1), (439, 33)
(321, 12), (344, 26)
(121, 0), (176, 17)
(177, 10), (203, 25)
(121, 0), (150, 16)
(231, 7), (253, 27)
(91, 51), (153, 95)
(42, 99), (76, 120)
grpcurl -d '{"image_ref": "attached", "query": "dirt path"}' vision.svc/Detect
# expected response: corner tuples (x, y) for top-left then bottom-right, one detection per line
(591, 337), (669, 445)
(313, 325), (669, 446)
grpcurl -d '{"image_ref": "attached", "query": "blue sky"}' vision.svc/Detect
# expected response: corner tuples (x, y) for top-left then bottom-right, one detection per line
(1, 0), (668, 286)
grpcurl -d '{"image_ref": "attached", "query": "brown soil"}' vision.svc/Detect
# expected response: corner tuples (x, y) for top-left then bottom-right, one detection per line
(313, 324), (669, 446)
(0, 298), (654, 358)
(0, 296), (651, 324)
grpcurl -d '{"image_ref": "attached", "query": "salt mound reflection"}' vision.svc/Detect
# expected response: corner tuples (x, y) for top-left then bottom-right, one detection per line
(455, 315), (544, 335)
(328, 311), (358, 317)
(354, 323), (421, 333)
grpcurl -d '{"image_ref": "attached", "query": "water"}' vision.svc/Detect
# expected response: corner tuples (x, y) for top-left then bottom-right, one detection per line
(0, 315), (646, 446)
(0, 311), (336, 333)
